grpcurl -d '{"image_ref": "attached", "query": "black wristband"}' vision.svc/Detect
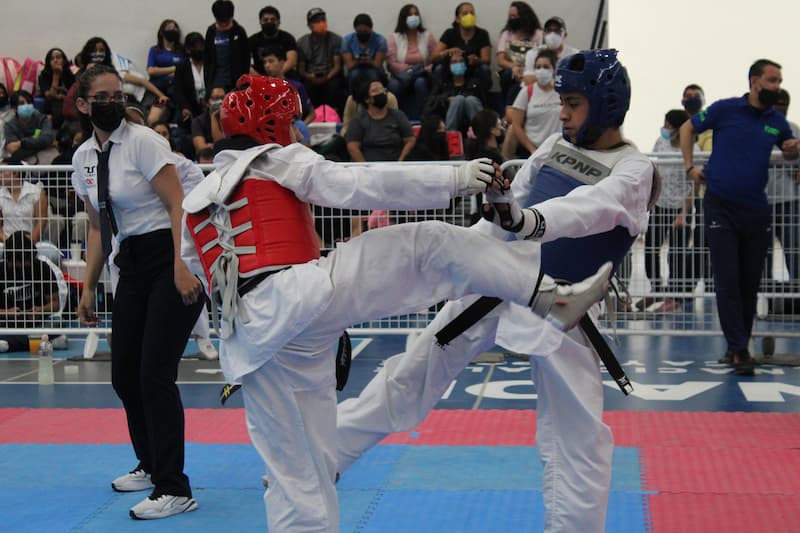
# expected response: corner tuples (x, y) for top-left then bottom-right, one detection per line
(685, 166), (695, 176)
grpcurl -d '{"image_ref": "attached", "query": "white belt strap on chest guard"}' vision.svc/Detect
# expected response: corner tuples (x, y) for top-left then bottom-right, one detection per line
(191, 197), (256, 337)
(184, 144), (277, 336)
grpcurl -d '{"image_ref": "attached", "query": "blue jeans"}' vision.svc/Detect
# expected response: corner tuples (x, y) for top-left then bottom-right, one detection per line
(388, 69), (430, 121)
(445, 95), (483, 132)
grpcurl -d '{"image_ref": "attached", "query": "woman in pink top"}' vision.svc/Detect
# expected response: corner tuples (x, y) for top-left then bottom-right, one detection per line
(386, 4), (437, 120)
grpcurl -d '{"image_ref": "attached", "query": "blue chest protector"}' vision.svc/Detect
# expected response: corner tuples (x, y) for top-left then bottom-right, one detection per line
(526, 140), (640, 283)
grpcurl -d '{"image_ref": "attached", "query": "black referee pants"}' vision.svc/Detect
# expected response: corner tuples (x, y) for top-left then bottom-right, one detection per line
(111, 229), (204, 497)
(704, 192), (771, 353)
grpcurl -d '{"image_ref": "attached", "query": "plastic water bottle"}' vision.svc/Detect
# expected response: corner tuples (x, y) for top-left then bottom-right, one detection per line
(37, 334), (54, 385)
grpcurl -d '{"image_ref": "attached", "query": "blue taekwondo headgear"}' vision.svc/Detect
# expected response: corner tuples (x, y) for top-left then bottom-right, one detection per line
(555, 49), (630, 147)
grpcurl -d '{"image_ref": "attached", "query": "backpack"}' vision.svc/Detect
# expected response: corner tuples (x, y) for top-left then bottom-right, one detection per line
(1, 57), (20, 91)
(13, 58), (44, 95)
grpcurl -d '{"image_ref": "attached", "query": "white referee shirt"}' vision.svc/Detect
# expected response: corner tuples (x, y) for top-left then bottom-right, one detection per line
(71, 120), (174, 241)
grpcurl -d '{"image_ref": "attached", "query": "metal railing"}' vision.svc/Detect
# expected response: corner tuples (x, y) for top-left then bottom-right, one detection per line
(1, 155), (798, 341)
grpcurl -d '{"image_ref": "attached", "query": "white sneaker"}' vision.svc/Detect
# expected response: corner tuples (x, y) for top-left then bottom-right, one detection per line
(196, 337), (218, 360)
(0, 340), (8, 353)
(532, 262), (613, 330)
(111, 468), (154, 492)
(51, 335), (68, 350)
(130, 494), (198, 520)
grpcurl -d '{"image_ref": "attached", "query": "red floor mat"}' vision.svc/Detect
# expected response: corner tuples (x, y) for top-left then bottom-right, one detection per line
(0, 408), (250, 444)
(642, 446), (800, 494)
(648, 493), (800, 533)
(381, 409), (537, 445)
(607, 411), (800, 449)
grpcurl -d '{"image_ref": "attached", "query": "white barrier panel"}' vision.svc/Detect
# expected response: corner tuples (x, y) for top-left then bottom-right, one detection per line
(1, 156), (798, 342)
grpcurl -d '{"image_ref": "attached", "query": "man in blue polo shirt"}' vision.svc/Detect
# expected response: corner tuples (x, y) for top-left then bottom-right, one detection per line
(680, 58), (799, 375)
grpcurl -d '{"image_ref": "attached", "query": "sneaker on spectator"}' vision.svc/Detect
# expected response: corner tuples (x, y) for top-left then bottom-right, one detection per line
(718, 350), (733, 365)
(112, 467), (154, 492)
(0, 340), (8, 353)
(732, 349), (755, 376)
(130, 494), (197, 520)
(51, 334), (69, 350)
(196, 337), (218, 360)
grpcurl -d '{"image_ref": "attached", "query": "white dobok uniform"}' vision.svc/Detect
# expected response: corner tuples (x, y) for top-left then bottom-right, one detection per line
(180, 142), (550, 532)
(337, 133), (655, 533)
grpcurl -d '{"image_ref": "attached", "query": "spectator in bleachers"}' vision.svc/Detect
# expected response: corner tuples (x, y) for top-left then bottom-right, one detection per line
(0, 163), (47, 243)
(681, 59), (799, 374)
(152, 121), (179, 153)
(43, 122), (86, 247)
(405, 114), (448, 161)
(496, 2), (542, 106)
(3, 91), (55, 164)
(345, 79), (415, 162)
(466, 108), (504, 164)
(502, 48), (560, 160)
(297, 7), (345, 115)
(0, 83), (13, 160)
(386, 4), (436, 121)
(644, 109), (695, 312)
(204, 0), (250, 92)
(431, 2), (492, 91)
(38, 48), (75, 129)
(248, 6), (298, 78)
(191, 86), (225, 157)
(425, 52), (486, 134)
(523, 16), (577, 86)
(341, 13), (388, 91)
(767, 89), (800, 290)
(172, 32), (206, 160)
(262, 47), (315, 124)
(146, 19), (186, 125)
(681, 83), (713, 292)
(341, 73), (399, 137)
(63, 37), (169, 123)
(682, 84), (712, 151)
(0, 231), (61, 353)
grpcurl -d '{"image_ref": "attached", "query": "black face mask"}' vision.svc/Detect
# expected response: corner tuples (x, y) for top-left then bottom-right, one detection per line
(371, 93), (388, 109)
(758, 88), (780, 108)
(163, 29), (180, 42)
(189, 47), (204, 61)
(682, 96), (703, 114)
(0, 95), (8, 108)
(507, 18), (522, 31)
(357, 31), (371, 43)
(90, 101), (126, 132)
(261, 22), (278, 36)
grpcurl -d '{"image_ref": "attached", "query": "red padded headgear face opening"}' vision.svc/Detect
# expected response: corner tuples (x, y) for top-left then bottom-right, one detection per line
(220, 75), (301, 146)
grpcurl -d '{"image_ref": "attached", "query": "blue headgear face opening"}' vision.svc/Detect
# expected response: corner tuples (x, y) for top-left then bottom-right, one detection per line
(555, 49), (630, 147)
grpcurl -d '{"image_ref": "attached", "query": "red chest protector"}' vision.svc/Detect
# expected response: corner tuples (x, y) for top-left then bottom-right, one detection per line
(186, 177), (320, 289)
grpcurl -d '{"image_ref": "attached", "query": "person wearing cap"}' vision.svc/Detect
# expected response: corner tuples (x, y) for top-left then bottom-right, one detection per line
(203, 0), (249, 92)
(523, 16), (577, 86)
(297, 7), (345, 115)
(248, 6), (298, 78)
(341, 13), (388, 91)
(337, 49), (655, 533)
(431, 2), (492, 92)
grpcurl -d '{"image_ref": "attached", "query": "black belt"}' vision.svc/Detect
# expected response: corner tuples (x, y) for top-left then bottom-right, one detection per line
(435, 296), (633, 396)
(237, 267), (291, 297)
